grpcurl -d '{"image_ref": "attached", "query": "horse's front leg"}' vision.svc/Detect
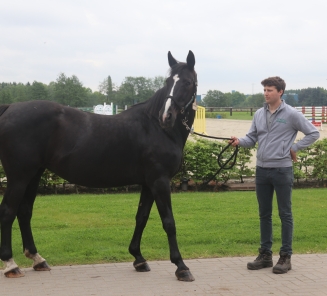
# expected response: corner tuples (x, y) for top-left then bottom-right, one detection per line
(0, 185), (26, 278)
(129, 185), (154, 272)
(18, 169), (51, 272)
(152, 178), (195, 281)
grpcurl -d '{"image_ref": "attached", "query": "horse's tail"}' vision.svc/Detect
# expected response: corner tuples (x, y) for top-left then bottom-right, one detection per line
(0, 105), (10, 117)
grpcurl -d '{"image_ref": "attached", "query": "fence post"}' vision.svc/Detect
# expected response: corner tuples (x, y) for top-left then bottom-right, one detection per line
(230, 107), (232, 116)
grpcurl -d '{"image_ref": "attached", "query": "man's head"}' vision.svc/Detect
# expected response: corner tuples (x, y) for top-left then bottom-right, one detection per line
(261, 76), (286, 96)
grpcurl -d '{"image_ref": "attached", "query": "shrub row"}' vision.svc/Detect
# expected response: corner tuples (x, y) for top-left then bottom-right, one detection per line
(0, 137), (326, 193)
(172, 136), (327, 188)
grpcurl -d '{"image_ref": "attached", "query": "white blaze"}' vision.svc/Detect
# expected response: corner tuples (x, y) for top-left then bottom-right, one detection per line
(162, 74), (180, 122)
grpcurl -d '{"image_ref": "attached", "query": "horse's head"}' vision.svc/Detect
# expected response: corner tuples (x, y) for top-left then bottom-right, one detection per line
(159, 51), (197, 130)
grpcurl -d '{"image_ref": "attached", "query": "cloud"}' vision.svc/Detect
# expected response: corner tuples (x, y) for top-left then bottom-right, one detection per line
(1, 0), (327, 95)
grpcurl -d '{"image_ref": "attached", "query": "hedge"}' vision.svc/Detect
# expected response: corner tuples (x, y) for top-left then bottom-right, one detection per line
(0, 138), (326, 193)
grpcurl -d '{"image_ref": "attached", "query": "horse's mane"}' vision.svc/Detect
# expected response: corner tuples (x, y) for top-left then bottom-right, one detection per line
(0, 105), (10, 117)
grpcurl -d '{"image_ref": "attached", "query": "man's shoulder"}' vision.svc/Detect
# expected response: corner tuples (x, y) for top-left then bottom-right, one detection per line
(254, 106), (265, 114)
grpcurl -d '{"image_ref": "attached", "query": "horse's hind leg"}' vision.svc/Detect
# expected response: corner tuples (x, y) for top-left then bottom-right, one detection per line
(129, 185), (154, 272)
(17, 168), (50, 272)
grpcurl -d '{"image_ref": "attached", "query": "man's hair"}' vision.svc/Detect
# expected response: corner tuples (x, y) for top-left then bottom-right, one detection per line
(261, 76), (286, 95)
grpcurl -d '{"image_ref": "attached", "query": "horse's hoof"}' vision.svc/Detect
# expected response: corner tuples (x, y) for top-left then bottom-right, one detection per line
(175, 269), (195, 281)
(133, 261), (151, 272)
(4, 267), (25, 278)
(33, 261), (51, 271)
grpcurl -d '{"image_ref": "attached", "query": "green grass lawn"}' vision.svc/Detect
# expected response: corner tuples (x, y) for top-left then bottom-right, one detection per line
(207, 111), (254, 120)
(7, 188), (327, 268)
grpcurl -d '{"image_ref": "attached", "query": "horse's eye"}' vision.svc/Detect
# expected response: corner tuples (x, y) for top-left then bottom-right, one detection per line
(185, 81), (191, 86)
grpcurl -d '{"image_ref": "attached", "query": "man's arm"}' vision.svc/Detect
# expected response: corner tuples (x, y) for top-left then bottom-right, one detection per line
(291, 111), (320, 152)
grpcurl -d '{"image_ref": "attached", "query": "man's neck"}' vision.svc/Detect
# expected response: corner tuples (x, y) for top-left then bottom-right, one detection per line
(268, 100), (282, 113)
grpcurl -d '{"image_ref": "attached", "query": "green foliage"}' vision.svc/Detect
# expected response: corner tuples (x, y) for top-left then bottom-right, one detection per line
(203, 90), (247, 107)
(39, 169), (66, 194)
(115, 76), (165, 107)
(173, 137), (255, 187)
(286, 87), (327, 106)
(1, 77), (326, 109)
(241, 93), (265, 107)
(310, 138), (327, 184)
(0, 165), (6, 188)
(292, 138), (327, 185)
(293, 146), (314, 183)
(206, 111), (255, 120)
(202, 90), (224, 107)
(205, 112), (227, 119)
(53, 73), (88, 107)
(234, 146), (256, 182)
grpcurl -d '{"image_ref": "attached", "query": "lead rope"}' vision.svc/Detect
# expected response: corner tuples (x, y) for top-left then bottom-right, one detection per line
(182, 119), (239, 185)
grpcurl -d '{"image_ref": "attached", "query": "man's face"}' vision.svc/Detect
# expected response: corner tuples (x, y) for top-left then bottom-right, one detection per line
(263, 85), (283, 105)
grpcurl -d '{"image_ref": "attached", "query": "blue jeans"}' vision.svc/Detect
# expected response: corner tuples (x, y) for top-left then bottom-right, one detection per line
(255, 166), (294, 255)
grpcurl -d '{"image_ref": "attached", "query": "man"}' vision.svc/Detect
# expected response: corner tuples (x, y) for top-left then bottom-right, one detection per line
(230, 77), (319, 274)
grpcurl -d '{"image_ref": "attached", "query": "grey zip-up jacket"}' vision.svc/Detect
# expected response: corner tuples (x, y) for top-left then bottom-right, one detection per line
(238, 100), (320, 167)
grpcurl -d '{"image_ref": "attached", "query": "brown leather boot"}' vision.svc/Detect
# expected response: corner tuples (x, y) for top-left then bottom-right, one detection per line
(273, 251), (292, 274)
(247, 248), (273, 270)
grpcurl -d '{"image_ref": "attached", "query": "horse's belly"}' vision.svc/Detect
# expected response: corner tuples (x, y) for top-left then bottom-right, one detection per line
(48, 158), (144, 188)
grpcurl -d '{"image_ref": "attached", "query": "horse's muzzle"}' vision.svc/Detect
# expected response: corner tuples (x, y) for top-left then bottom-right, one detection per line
(159, 111), (175, 129)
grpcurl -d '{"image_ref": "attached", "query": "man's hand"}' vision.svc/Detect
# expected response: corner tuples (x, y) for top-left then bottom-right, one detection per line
(290, 149), (297, 162)
(229, 136), (239, 147)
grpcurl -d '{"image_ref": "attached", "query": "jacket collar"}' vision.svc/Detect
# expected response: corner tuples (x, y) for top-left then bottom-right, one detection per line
(263, 99), (285, 112)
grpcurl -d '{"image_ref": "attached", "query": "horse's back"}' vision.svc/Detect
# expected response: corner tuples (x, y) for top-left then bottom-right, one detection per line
(0, 101), (91, 167)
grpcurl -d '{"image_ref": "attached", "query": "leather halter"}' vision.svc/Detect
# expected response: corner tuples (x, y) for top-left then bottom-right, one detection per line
(166, 79), (198, 114)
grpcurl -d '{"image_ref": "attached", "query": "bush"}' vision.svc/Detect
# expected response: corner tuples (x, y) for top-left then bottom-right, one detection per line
(172, 136), (255, 188)
(1, 138), (326, 194)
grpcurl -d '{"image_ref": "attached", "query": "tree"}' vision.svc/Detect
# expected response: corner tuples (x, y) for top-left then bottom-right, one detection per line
(86, 90), (106, 106)
(284, 94), (297, 107)
(10, 83), (27, 102)
(242, 93), (264, 107)
(53, 73), (88, 107)
(0, 88), (13, 104)
(115, 76), (156, 107)
(151, 76), (166, 91)
(203, 90), (224, 107)
(99, 75), (115, 104)
(230, 91), (246, 107)
(30, 81), (49, 101)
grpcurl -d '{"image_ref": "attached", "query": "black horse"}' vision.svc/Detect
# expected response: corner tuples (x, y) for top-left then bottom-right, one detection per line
(0, 51), (197, 281)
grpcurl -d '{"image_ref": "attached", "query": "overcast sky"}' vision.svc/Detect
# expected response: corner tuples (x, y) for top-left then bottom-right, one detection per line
(1, 0), (327, 97)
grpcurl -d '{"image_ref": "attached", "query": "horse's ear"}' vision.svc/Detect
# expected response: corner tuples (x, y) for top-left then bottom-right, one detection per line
(187, 50), (195, 71)
(168, 51), (178, 67)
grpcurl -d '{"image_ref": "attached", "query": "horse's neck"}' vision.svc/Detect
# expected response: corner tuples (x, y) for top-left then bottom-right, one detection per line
(174, 111), (195, 146)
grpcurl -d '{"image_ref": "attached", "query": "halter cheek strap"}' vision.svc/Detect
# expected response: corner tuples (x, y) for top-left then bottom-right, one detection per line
(167, 80), (198, 114)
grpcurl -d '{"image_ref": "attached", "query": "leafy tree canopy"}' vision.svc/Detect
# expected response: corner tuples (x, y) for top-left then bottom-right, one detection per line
(1, 74), (326, 108)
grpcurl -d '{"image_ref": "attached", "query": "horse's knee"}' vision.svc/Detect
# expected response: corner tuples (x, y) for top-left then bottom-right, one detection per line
(17, 207), (32, 224)
(0, 207), (16, 225)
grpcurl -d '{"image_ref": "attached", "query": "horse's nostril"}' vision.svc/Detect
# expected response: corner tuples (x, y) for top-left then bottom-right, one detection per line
(167, 113), (172, 120)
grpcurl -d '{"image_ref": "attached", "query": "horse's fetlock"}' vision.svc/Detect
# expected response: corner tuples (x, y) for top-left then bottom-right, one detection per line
(0, 247), (13, 262)
(24, 249), (46, 266)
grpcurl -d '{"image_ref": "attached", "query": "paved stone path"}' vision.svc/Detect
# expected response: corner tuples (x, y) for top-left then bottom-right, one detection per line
(1, 254), (327, 295)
